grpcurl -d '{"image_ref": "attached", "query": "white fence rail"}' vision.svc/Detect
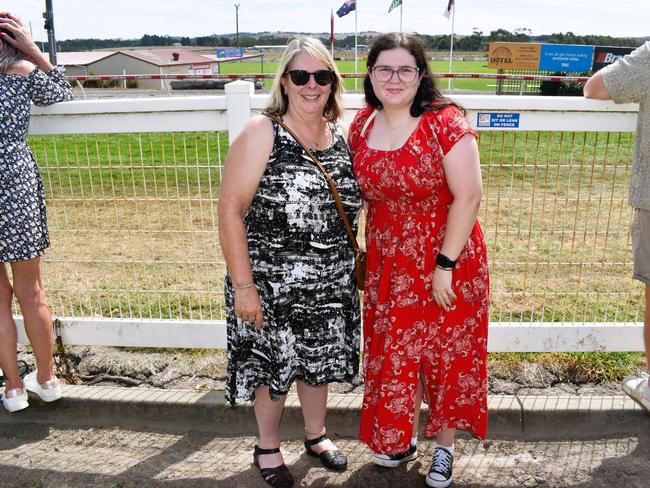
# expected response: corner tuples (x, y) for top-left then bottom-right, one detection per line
(17, 81), (643, 352)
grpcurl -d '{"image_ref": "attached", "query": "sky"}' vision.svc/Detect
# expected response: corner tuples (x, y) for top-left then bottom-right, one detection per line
(2, 0), (648, 42)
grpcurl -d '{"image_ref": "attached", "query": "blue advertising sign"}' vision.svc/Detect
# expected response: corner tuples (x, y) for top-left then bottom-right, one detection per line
(216, 47), (244, 58)
(539, 44), (594, 72)
(477, 112), (520, 129)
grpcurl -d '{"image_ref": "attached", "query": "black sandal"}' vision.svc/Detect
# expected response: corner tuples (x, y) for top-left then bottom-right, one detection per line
(253, 445), (294, 488)
(304, 433), (348, 471)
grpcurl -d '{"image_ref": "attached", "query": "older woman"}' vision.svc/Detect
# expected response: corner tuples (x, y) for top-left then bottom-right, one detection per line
(0, 12), (72, 413)
(218, 37), (361, 488)
(348, 33), (489, 488)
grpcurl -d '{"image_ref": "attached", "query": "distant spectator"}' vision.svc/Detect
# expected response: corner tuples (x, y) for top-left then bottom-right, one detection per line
(584, 42), (650, 412)
(0, 12), (72, 413)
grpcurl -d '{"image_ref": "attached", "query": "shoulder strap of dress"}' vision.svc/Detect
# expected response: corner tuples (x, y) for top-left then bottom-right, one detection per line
(360, 109), (378, 137)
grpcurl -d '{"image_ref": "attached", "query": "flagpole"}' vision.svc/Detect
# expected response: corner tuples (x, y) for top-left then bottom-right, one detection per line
(354, 1), (358, 91)
(330, 8), (334, 58)
(447, 1), (455, 90)
(399, 0), (404, 34)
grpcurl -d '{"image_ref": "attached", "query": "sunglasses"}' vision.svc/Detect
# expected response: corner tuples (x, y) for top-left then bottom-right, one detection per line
(285, 69), (335, 86)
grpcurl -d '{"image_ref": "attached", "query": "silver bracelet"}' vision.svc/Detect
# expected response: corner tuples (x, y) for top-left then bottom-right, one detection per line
(233, 282), (255, 290)
(436, 264), (453, 271)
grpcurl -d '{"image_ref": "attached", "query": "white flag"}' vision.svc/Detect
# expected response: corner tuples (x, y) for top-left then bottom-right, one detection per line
(443, 0), (455, 19)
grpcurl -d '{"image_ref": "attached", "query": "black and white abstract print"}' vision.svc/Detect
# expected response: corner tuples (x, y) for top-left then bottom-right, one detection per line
(0, 67), (72, 262)
(225, 117), (363, 405)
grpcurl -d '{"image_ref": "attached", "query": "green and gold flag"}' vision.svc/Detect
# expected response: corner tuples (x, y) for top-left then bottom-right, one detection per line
(388, 0), (402, 13)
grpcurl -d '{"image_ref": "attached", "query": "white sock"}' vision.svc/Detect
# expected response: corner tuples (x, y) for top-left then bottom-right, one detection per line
(434, 442), (454, 455)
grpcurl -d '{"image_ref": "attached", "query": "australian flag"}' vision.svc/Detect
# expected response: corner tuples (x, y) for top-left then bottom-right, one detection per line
(336, 0), (356, 17)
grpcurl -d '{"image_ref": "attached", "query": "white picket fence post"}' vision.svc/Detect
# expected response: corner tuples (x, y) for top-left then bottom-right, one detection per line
(225, 80), (254, 142)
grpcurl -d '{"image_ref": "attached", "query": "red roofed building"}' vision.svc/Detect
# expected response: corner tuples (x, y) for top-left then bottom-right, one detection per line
(59, 49), (222, 89)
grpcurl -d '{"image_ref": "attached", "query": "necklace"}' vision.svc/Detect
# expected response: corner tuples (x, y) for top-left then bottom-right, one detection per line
(287, 119), (330, 150)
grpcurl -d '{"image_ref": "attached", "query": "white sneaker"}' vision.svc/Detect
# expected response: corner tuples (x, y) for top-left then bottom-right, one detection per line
(622, 372), (650, 412)
(24, 371), (62, 402)
(372, 443), (418, 467)
(2, 386), (29, 413)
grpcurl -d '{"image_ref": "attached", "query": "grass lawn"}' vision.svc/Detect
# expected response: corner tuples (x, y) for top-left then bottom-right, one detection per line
(220, 59), (497, 92)
(22, 127), (646, 379)
(26, 128), (643, 327)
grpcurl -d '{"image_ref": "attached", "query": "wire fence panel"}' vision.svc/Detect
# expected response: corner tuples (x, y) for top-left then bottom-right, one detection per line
(26, 131), (228, 321)
(16, 95), (643, 334)
(479, 130), (642, 324)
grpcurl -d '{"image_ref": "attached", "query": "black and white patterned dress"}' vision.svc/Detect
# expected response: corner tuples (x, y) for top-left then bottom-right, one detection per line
(0, 67), (72, 262)
(225, 116), (362, 405)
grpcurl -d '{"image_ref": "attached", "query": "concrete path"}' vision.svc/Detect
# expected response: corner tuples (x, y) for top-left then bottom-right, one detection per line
(0, 385), (649, 487)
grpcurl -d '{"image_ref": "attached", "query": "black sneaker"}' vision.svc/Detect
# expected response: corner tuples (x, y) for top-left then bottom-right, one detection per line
(372, 443), (418, 468)
(426, 446), (453, 488)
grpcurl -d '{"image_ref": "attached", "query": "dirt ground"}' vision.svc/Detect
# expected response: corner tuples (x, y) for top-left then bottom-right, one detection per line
(0, 423), (648, 488)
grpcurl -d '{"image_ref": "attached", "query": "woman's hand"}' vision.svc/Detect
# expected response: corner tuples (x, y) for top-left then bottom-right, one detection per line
(234, 287), (264, 329)
(0, 12), (52, 73)
(431, 267), (456, 311)
(0, 13), (40, 59)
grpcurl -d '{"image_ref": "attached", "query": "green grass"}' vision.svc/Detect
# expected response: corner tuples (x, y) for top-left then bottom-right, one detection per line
(489, 352), (646, 383)
(220, 59), (497, 92)
(29, 132), (228, 199)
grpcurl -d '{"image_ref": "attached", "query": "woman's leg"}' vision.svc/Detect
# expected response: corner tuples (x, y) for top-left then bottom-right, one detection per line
(0, 264), (21, 391)
(436, 428), (456, 447)
(10, 258), (55, 384)
(297, 381), (337, 453)
(412, 375), (424, 442)
(253, 386), (288, 468)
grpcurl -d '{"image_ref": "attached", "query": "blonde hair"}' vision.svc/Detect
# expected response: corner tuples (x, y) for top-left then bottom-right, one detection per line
(265, 36), (343, 123)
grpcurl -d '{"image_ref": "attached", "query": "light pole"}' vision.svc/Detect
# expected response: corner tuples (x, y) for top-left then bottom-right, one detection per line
(234, 4), (240, 48)
(43, 0), (57, 64)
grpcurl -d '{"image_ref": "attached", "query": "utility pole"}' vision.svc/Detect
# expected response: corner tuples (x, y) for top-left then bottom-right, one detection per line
(43, 0), (57, 64)
(234, 3), (240, 48)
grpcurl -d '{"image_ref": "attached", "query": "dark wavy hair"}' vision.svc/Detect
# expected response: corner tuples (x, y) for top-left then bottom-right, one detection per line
(364, 32), (460, 117)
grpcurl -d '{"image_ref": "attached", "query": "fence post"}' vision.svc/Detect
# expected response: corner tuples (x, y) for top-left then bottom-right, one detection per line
(225, 80), (254, 144)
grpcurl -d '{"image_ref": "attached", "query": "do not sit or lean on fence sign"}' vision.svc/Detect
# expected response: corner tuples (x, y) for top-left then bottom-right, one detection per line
(477, 112), (521, 128)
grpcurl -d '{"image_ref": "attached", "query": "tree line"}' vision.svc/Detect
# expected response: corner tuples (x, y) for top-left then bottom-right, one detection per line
(56, 29), (646, 52)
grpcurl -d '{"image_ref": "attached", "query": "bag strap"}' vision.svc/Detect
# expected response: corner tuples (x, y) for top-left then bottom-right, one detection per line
(269, 114), (361, 255)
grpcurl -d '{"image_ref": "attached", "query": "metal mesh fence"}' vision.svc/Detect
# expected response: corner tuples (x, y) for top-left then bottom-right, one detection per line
(480, 130), (642, 323)
(26, 131), (227, 321)
(16, 127), (643, 324)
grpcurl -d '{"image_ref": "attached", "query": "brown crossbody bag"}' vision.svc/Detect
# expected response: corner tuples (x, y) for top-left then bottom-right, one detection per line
(269, 114), (366, 290)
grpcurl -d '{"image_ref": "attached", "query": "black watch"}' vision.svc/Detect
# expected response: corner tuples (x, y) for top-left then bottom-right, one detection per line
(436, 253), (457, 269)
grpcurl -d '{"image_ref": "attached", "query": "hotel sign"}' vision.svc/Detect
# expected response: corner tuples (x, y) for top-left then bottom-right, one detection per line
(488, 42), (595, 72)
(488, 42), (541, 70)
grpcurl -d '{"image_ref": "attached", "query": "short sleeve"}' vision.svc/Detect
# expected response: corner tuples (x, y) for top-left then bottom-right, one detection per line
(348, 105), (374, 153)
(29, 66), (73, 106)
(427, 105), (476, 157)
(600, 42), (650, 104)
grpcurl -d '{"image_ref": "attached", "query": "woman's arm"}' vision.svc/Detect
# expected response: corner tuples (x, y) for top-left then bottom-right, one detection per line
(217, 115), (274, 328)
(583, 72), (612, 100)
(431, 134), (483, 310)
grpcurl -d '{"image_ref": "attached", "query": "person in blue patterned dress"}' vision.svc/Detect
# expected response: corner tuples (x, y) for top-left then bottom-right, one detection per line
(0, 12), (72, 413)
(218, 37), (361, 487)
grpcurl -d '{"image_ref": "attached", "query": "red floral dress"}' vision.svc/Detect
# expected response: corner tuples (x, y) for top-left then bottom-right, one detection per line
(349, 105), (490, 455)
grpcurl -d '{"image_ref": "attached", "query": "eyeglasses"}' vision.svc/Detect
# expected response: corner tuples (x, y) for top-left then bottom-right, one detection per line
(371, 65), (420, 83)
(285, 69), (335, 86)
